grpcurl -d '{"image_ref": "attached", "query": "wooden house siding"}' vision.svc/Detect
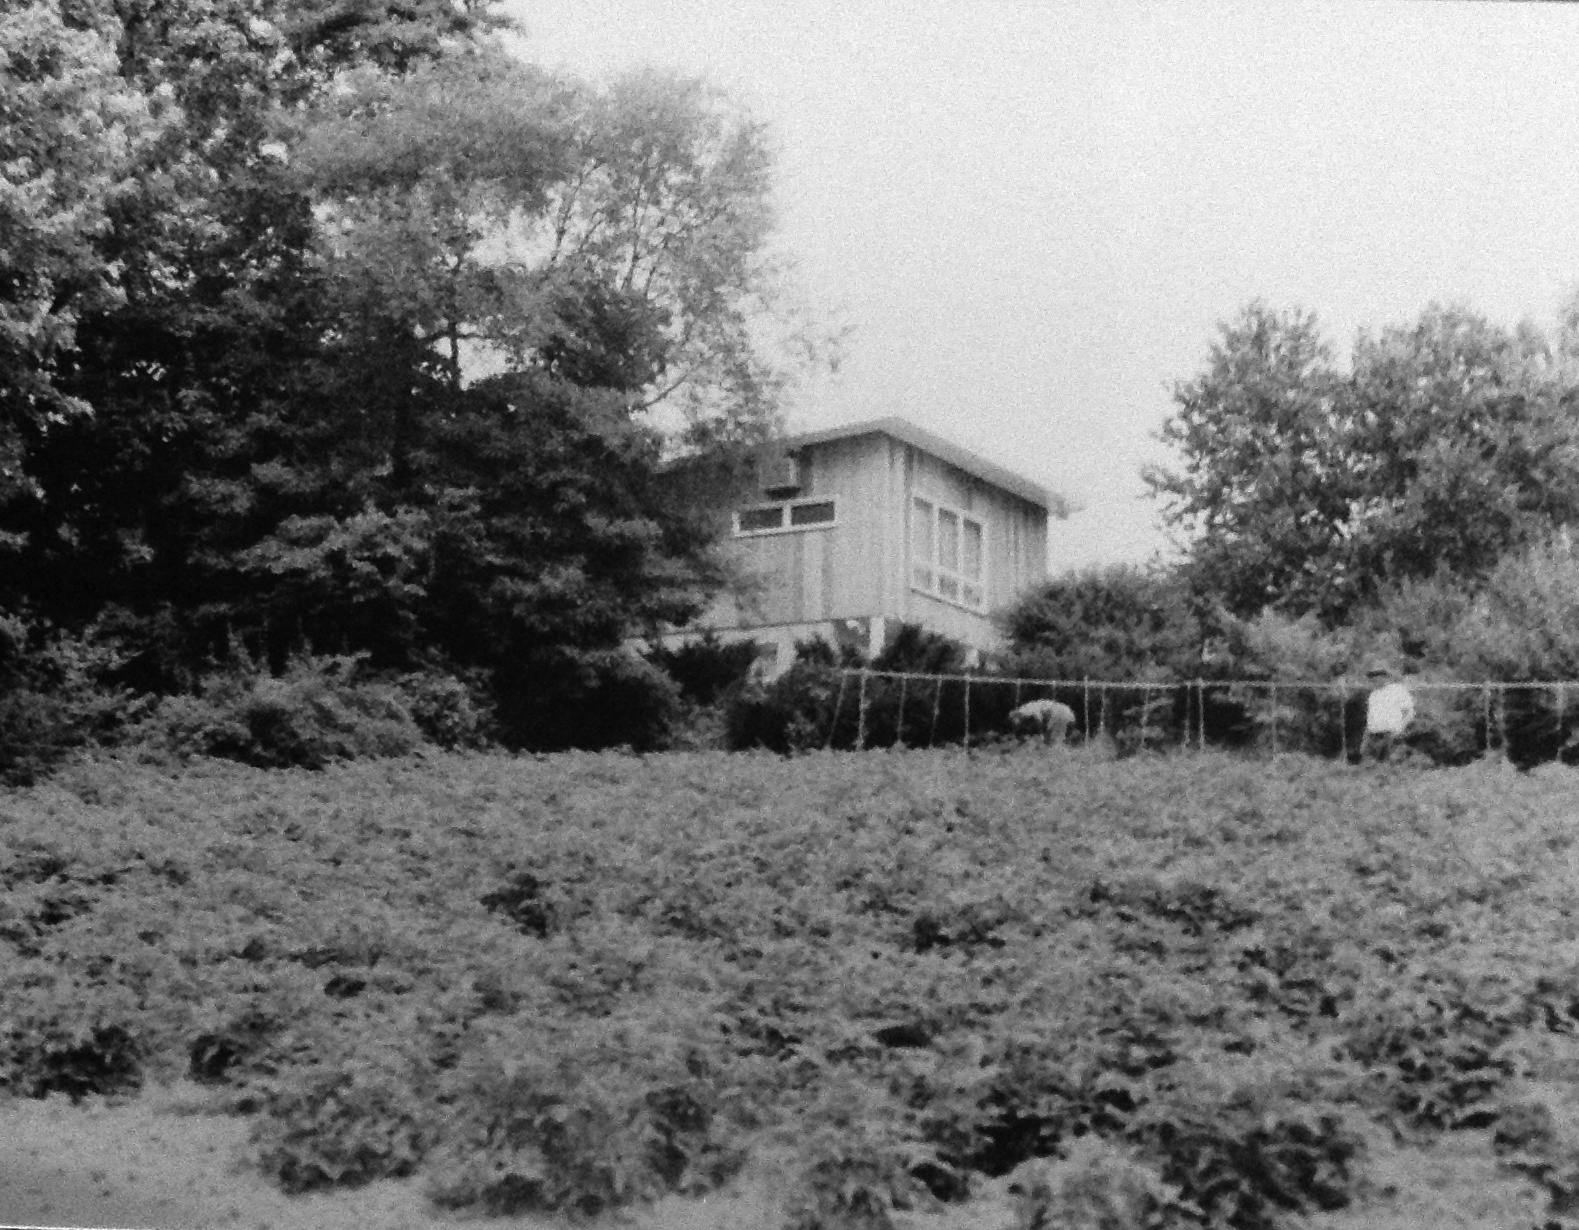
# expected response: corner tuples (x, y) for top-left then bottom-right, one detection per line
(723, 434), (884, 627)
(687, 419), (1056, 659)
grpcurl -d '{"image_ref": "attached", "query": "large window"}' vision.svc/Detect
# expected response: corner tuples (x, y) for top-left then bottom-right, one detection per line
(733, 498), (837, 536)
(912, 496), (985, 609)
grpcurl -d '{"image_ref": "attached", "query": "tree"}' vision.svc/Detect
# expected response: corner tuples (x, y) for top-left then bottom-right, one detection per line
(0, 6), (808, 750)
(1001, 564), (1203, 681)
(1145, 302), (1361, 618)
(0, 5), (162, 515)
(533, 69), (784, 447)
(1148, 301), (1579, 621)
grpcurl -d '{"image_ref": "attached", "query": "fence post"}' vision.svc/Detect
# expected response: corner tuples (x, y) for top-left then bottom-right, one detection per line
(1558, 682), (1566, 762)
(1099, 683), (1108, 738)
(896, 675), (908, 748)
(1497, 684), (1508, 759)
(1196, 679), (1206, 752)
(825, 671), (848, 750)
(963, 672), (972, 752)
(929, 675), (942, 748)
(1482, 685), (1492, 756)
(856, 668), (869, 750)
(1140, 683), (1150, 752)
(1083, 677), (1091, 742)
(1269, 683), (1279, 756)
(1338, 681), (1348, 764)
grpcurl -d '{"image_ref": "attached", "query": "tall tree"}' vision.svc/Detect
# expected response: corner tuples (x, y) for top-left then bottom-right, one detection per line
(1145, 302), (1361, 618)
(0, 4), (161, 516)
(1149, 301), (1579, 622)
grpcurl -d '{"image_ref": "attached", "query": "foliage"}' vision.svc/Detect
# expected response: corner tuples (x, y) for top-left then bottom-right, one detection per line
(647, 632), (760, 707)
(1149, 301), (1579, 621)
(724, 660), (844, 752)
(0, 612), (144, 786)
(0, 3), (164, 493)
(722, 624), (982, 753)
(494, 645), (683, 753)
(1002, 565), (1204, 683)
(251, 1044), (437, 1191)
(9, 752), (1579, 1220)
(127, 653), (424, 768)
(0, 3), (808, 756)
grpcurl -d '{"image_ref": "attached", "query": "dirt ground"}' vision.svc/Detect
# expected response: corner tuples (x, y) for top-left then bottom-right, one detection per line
(0, 1083), (1556, 1230)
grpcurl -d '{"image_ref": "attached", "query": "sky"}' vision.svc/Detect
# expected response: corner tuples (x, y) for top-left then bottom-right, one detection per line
(505, 0), (1579, 573)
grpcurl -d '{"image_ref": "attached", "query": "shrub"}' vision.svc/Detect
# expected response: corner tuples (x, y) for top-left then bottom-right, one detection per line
(0, 612), (146, 786)
(251, 1048), (437, 1191)
(725, 625), (979, 752)
(491, 647), (682, 752)
(128, 654), (424, 769)
(1002, 1137), (1191, 1230)
(1002, 566), (1203, 682)
(0, 971), (145, 1099)
(393, 667), (494, 749)
(427, 1023), (744, 1217)
(724, 661), (845, 752)
(647, 633), (759, 707)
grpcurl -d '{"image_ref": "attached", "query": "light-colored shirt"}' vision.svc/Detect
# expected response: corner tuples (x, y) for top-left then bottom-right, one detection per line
(1365, 682), (1415, 736)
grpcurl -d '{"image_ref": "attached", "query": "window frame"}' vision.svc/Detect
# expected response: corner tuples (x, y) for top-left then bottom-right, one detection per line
(732, 496), (839, 537)
(911, 495), (987, 611)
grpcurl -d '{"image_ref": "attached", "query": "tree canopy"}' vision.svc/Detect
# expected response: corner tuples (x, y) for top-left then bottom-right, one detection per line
(1147, 301), (1579, 622)
(0, 0), (800, 744)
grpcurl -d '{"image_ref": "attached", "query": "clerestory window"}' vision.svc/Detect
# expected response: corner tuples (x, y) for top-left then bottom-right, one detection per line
(733, 498), (837, 536)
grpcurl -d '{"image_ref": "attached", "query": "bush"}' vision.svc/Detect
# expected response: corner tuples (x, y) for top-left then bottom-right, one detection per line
(1002, 566), (1203, 682)
(252, 1048), (437, 1192)
(724, 625), (979, 752)
(0, 613), (147, 786)
(647, 633), (759, 707)
(394, 667), (494, 750)
(427, 1022), (744, 1217)
(725, 661), (845, 752)
(129, 654), (425, 769)
(492, 647), (682, 752)
(0, 970), (146, 1099)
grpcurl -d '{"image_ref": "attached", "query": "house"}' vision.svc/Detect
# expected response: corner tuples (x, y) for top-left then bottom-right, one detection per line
(660, 416), (1065, 676)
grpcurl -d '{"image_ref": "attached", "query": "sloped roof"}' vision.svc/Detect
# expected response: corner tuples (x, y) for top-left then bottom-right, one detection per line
(786, 416), (1066, 516)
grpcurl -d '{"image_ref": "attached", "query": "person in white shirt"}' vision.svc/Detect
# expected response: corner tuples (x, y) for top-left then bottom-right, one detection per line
(1362, 663), (1415, 763)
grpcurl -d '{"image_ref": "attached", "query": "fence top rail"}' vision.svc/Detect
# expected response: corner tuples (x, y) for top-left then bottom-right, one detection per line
(831, 667), (1579, 692)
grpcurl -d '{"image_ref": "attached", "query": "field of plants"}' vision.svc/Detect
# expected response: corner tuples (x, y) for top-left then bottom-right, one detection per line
(6, 746), (1579, 1229)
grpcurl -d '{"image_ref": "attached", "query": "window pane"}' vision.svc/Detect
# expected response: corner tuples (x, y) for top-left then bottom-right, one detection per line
(937, 509), (959, 572)
(912, 566), (933, 591)
(912, 498), (933, 563)
(962, 518), (982, 580)
(938, 575), (959, 602)
(962, 584), (983, 608)
(737, 506), (784, 532)
(789, 500), (835, 526)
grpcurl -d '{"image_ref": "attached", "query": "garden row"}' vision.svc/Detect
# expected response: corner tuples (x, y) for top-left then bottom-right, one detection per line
(5, 750), (1579, 1228)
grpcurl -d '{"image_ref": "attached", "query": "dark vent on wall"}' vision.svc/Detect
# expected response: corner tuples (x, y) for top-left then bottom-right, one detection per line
(761, 450), (803, 497)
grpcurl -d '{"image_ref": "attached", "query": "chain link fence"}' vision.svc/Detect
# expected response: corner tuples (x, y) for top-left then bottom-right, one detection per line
(820, 669), (1579, 766)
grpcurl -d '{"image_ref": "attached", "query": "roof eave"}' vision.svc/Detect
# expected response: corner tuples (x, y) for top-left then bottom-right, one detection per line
(785, 416), (1067, 517)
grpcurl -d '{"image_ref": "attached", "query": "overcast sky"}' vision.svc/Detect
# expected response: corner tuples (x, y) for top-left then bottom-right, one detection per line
(506, 0), (1579, 573)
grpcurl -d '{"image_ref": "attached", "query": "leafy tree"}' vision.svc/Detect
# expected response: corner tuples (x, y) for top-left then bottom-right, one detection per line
(0, 5), (162, 514)
(1145, 303), (1361, 619)
(535, 69), (783, 446)
(0, 4), (807, 755)
(1148, 301), (1579, 621)
(1002, 565), (1204, 681)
